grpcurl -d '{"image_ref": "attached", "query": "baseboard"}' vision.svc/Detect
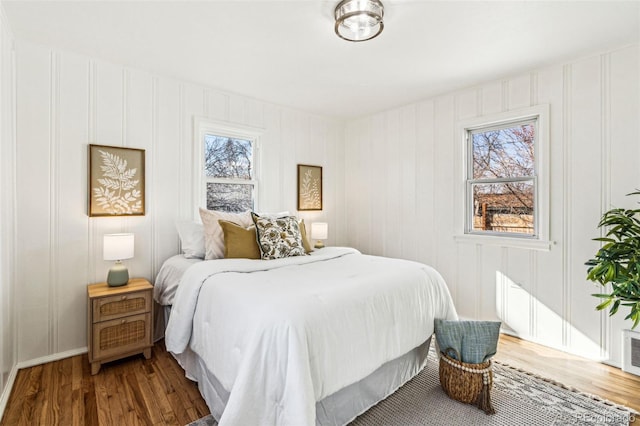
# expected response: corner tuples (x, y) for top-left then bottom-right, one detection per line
(0, 363), (18, 423)
(499, 328), (623, 368)
(15, 346), (87, 370)
(456, 317), (622, 368)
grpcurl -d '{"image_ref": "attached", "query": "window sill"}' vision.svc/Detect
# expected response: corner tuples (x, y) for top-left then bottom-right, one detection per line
(454, 233), (553, 251)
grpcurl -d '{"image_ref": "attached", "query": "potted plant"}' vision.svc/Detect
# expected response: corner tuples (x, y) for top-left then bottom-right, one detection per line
(585, 190), (640, 329)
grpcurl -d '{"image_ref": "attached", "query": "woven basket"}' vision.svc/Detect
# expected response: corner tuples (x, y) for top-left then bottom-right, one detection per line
(438, 348), (495, 414)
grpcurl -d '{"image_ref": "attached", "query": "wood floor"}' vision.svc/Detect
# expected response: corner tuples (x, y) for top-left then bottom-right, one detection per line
(1, 340), (210, 426)
(495, 334), (640, 415)
(2, 335), (639, 425)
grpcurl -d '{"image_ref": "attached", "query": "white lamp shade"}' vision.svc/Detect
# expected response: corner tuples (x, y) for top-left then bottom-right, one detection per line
(311, 222), (328, 240)
(103, 233), (135, 261)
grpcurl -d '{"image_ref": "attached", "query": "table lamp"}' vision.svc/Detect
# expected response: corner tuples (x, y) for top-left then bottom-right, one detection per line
(311, 222), (328, 249)
(103, 233), (134, 286)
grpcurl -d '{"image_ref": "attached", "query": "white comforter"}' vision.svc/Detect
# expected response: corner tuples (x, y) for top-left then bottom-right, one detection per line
(165, 247), (457, 426)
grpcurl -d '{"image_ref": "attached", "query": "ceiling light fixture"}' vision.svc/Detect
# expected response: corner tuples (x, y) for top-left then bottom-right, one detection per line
(334, 0), (384, 42)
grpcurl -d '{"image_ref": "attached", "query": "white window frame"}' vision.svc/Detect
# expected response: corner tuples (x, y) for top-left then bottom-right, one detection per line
(454, 105), (551, 251)
(193, 117), (263, 217)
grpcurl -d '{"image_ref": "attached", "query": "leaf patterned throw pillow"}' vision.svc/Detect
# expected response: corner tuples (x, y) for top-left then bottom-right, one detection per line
(251, 212), (307, 260)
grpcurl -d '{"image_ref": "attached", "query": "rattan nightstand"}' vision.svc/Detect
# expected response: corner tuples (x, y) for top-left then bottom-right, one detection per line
(87, 278), (153, 375)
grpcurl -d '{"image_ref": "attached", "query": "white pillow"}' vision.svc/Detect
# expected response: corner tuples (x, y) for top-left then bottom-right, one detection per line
(175, 221), (205, 259)
(199, 208), (253, 260)
(256, 211), (290, 218)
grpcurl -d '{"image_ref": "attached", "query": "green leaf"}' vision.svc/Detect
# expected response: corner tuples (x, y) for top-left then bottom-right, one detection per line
(610, 299), (620, 315)
(595, 299), (612, 311)
(593, 237), (616, 243)
(586, 191), (640, 329)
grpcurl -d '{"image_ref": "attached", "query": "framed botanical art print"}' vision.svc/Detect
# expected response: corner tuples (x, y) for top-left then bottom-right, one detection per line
(88, 144), (145, 217)
(297, 164), (322, 211)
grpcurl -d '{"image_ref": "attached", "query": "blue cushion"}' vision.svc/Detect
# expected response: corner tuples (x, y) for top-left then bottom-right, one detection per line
(434, 319), (501, 363)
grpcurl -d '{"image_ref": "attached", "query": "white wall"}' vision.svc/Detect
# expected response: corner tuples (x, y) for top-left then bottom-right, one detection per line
(0, 3), (16, 413)
(345, 44), (639, 367)
(5, 21), (638, 377)
(12, 39), (346, 363)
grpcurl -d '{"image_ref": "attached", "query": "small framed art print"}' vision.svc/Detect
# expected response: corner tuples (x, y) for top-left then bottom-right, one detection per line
(88, 144), (145, 217)
(297, 164), (322, 211)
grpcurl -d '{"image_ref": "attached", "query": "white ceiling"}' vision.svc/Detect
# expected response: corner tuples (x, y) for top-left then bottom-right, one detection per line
(2, 1), (639, 119)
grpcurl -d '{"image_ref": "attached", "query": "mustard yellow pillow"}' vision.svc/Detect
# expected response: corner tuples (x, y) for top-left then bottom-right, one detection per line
(218, 220), (261, 259)
(299, 219), (313, 254)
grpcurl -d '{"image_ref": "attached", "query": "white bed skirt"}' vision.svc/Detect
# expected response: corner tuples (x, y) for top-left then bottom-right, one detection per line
(172, 333), (433, 426)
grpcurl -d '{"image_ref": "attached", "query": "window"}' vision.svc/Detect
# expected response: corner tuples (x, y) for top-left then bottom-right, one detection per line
(204, 135), (255, 212)
(467, 120), (536, 236)
(194, 118), (262, 213)
(457, 105), (550, 249)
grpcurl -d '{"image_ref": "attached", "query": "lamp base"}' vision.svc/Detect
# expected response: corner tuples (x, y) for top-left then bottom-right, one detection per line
(107, 262), (129, 287)
(314, 240), (325, 249)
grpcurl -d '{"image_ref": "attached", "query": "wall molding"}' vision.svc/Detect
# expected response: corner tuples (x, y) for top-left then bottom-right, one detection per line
(500, 328), (613, 365)
(150, 76), (159, 280)
(87, 59), (97, 285)
(561, 63), (572, 349)
(15, 346), (87, 370)
(600, 52), (612, 360)
(48, 49), (60, 355)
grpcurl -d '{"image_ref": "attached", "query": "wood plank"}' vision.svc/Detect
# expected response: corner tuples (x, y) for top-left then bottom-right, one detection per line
(130, 359), (165, 425)
(121, 364), (155, 426)
(152, 342), (202, 424)
(57, 358), (73, 426)
(143, 358), (178, 425)
(2, 337), (638, 426)
(35, 361), (56, 425)
(81, 354), (98, 426)
(92, 366), (113, 425)
(115, 370), (144, 426)
(71, 355), (85, 426)
(103, 366), (126, 425)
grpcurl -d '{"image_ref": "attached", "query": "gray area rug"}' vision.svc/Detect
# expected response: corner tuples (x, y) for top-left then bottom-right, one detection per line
(187, 348), (635, 426)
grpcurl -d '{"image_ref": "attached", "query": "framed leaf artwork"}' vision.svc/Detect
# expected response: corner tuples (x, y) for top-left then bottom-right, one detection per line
(297, 164), (322, 211)
(88, 144), (145, 216)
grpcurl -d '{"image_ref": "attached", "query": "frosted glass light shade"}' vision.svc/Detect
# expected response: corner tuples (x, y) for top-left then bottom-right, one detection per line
(311, 222), (328, 249)
(103, 233), (135, 261)
(334, 0), (384, 42)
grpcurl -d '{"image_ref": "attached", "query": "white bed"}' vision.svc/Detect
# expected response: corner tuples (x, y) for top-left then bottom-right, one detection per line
(155, 247), (457, 426)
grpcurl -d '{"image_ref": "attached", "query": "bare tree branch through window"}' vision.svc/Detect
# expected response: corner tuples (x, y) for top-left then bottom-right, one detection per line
(204, 135), (255, 212)
(469, 122), (536, 235)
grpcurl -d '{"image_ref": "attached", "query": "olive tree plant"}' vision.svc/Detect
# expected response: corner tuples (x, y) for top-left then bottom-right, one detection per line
(586, 190), (640, 329)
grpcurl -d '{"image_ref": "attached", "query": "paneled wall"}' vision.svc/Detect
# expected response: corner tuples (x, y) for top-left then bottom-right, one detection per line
(12, 40), (346, 363)
(0, 4), (15, 409)
(345, 45), (639, 366)
(4, 29), (638, 376)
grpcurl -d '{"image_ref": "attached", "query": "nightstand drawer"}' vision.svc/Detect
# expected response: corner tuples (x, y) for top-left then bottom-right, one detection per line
(92, 290), (151, 323)
(92, 312), (151, 360)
